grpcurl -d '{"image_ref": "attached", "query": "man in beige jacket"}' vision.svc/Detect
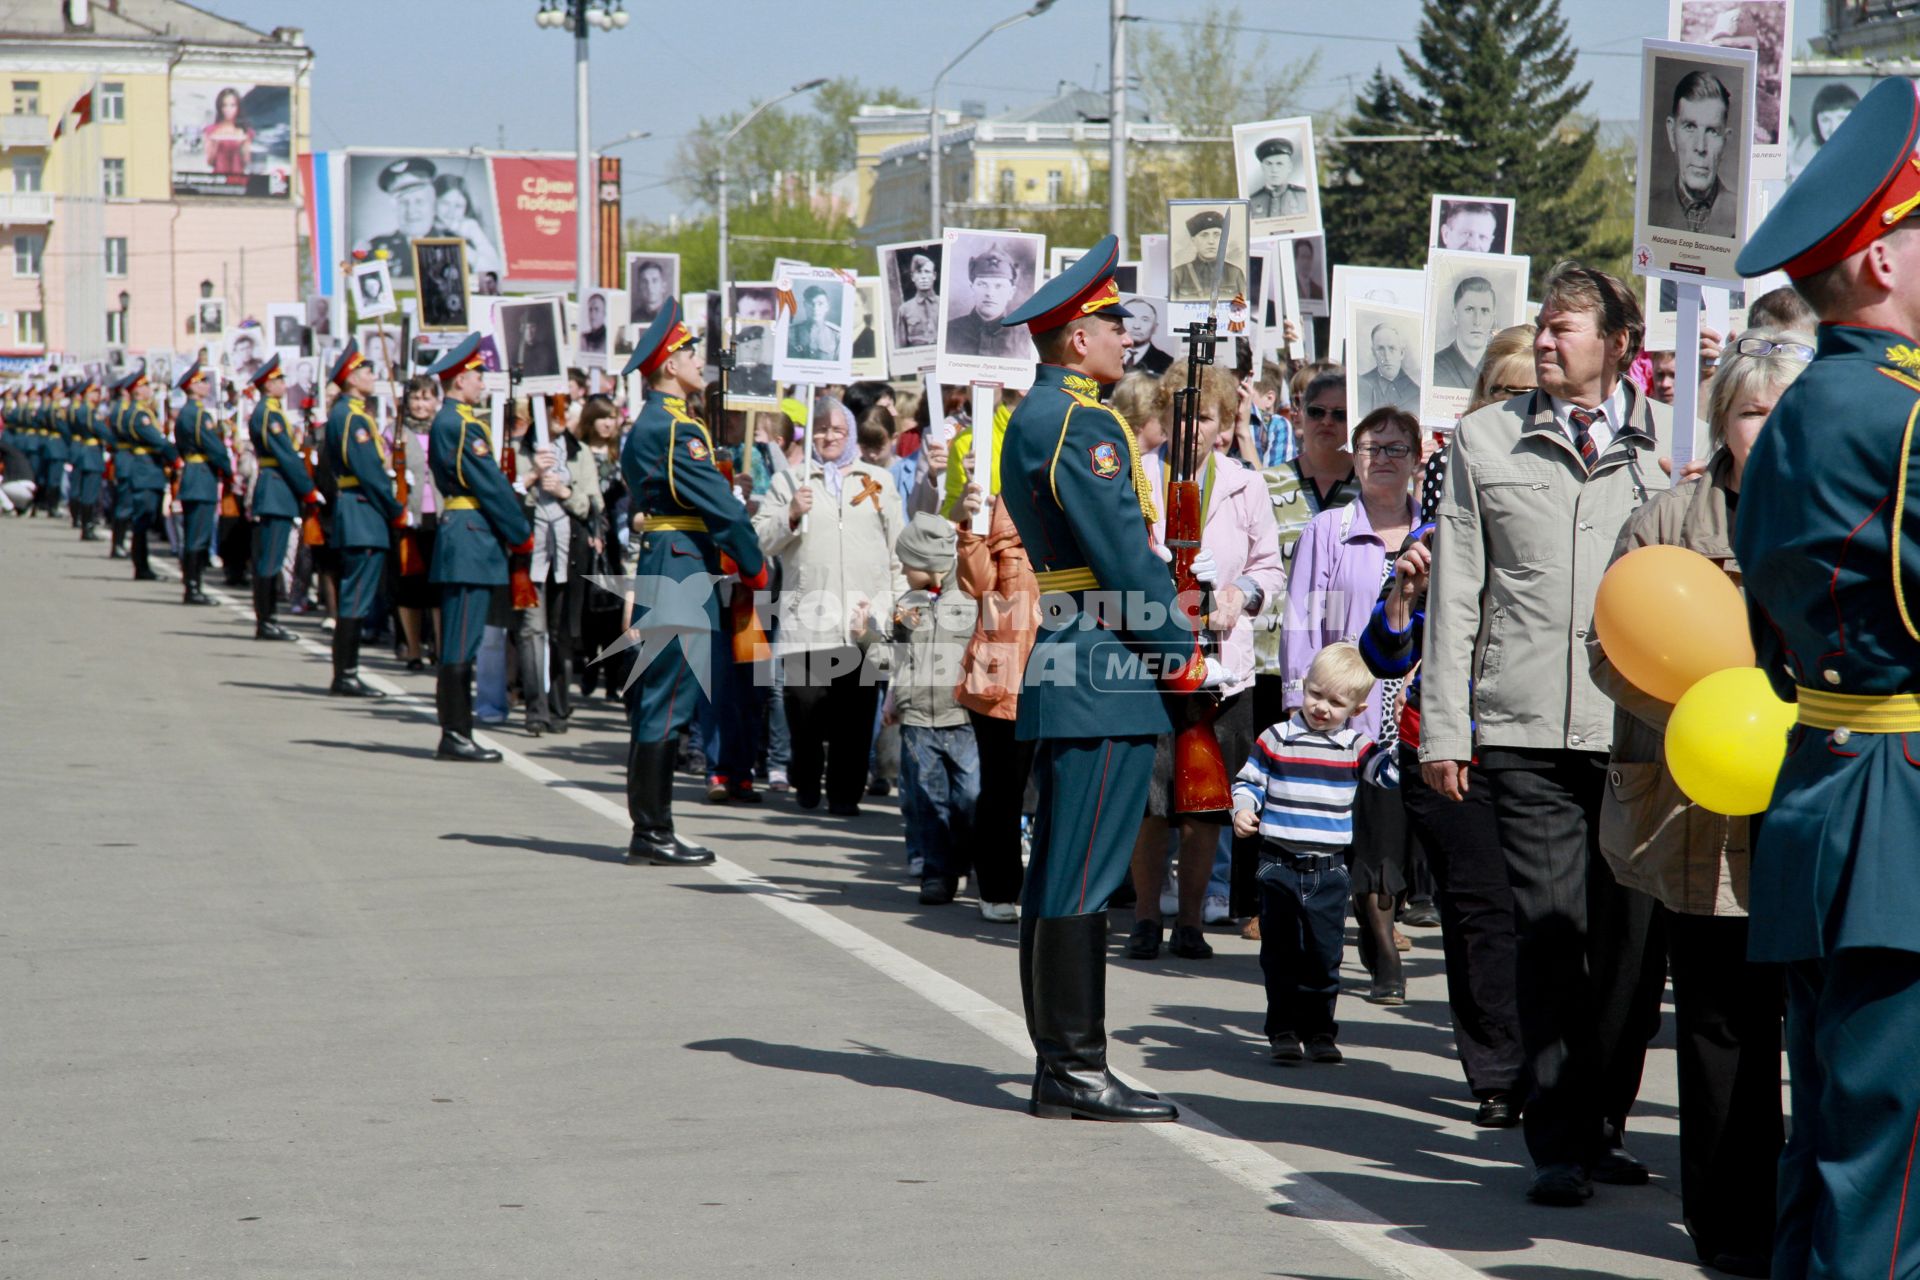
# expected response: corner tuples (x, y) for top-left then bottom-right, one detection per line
(1420, 262), (1672, 1208)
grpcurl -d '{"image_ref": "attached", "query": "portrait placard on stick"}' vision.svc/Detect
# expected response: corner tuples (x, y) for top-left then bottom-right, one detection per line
(934, 227), (1043, 393)
(850, 276), (889, 382)
(1232, 116), (1323, 240)
(1429, 196), (1515, 254)
(410, 237), (471, 332)
(878, 238), (944, 378)
(1419, 249), (1530, 428)
(725, 282), (780, 410)
(1167, 199), (1251, 329)
(1346, 302), (1425, 430)
(496, 295), (568, 395)
(773, 266), (856, 386)
(1329, 266), (1425, 365)
(1632, 38), (1758, 290)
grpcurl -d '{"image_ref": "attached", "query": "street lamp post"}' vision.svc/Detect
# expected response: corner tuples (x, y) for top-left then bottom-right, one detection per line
(927, 1), (1057, 240)
(536, 0), (628, 304)
(715, 78), (826, 349)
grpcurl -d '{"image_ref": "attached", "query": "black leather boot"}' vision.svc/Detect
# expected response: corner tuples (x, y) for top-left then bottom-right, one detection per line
(254, 579), (293, 641)
(1029, 912), (1177, 1122)
(436, 663), (500, 761)
(109, 521), (126, 557)
(329, 618), (384, 697)
(626, 740), (714, 866)
(132, 529), (157, 579)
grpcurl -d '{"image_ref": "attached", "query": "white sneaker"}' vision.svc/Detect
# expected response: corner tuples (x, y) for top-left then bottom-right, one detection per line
(979, 901), (1019, 923)
(321, 617), (336, 632)
(907, 855), (925, 878)
(1203, 895), (1232, 925)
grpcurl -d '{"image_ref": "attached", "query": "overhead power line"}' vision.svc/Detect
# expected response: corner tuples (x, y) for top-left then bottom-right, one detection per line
(1130, 14), (1640, 58)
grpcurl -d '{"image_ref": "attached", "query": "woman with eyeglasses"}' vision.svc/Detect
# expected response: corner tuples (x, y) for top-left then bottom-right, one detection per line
(1586, 327), (1812, 1275)
(1283, 405), (1421, 1002)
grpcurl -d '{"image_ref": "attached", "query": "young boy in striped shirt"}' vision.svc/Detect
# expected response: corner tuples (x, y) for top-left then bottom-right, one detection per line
(1232, 642), (1378, 1064)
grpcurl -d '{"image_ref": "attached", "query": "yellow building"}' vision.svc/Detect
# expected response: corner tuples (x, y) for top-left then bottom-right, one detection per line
(0, 0), (312, 365)
(859, 85), (1197, 246)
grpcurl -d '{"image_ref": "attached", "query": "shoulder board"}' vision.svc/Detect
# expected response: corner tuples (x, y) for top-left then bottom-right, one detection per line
(1879, 366), (1920, 396)
(1063, 387), (1105, 411)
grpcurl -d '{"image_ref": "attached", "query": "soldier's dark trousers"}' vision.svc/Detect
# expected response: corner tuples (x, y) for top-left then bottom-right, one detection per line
(1479, 748), (1667, 1172)
(1021, 735), (1155, 920)
(1775, 948), (1920, 1280)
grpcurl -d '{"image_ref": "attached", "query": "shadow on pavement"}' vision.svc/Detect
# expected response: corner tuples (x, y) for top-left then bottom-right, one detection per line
(441, 830), (627, 865)
(291, 737), (440, 760)
(686, 1036), (1027, 1113)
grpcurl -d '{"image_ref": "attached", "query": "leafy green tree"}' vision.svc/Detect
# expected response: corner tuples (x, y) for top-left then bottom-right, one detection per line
(624, 201), (864, 293)
(670, 78), (919, 211)
(1322, 0), (1625, 275)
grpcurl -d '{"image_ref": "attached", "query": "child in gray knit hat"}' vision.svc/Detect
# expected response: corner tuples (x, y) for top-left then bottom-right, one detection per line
(887, 512), (984, 909)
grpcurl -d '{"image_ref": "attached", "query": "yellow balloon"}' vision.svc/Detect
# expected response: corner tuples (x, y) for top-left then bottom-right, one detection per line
(1595, 545), (1755, 704)
(1665, 667), (1798, 816)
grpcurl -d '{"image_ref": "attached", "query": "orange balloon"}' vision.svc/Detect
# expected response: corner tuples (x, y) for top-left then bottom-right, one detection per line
(1594, 544), (1755, 705)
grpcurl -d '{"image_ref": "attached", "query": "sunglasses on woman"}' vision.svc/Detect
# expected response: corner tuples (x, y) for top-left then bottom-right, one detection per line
(1303, 403), (1347, 422)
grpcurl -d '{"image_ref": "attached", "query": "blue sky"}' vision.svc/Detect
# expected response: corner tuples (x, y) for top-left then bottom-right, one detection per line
(201, 0), (1826, 222)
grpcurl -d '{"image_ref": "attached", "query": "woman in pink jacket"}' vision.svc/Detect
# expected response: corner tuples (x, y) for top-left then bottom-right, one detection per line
(1125, 364), (1285, 961)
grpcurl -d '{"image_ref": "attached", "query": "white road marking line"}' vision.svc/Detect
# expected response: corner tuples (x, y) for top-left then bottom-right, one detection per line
(188, 566), (1484, 1280)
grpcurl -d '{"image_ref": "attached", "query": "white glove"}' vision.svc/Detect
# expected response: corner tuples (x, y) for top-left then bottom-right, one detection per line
(1191, 548), (1218, 587)
(1199, 656), (1231, 689)
(1150, 539), (1172, 564)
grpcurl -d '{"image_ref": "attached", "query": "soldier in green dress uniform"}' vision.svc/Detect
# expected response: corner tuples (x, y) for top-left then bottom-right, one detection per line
(172, 362), (232, 605)
(1733, 77), (1920, 1279)
(616, 299), (768, 865)
(996, 234), (1225, 1122)
(425, 333), (531, 762)
(70, 376), (106, 541)
(121, 367), (177, 581)
(45, 382), (71, 521)
(246, 354), (315, 641)
(320, 341), (401, 697)
(106, 374), (134, 558)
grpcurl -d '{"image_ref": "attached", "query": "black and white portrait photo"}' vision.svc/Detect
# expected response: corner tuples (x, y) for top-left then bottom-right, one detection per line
(1786, 73), (1870, 183)
(625, 253), (678, 325)
(1429, 196), (1515, 254)
(352, 259), (396, 320)
(225, 325), (265, 385)
(1672, 0), (1789, 179)
(1292, 235), (1327, 316)
(1636, 41), (1755, 288)
(1118, 294), (1174, 377)
(773, 269), (854, 385)
(1048, 247), (1088, 281)
(411, 237), (470, 332)
(497, 296), (566, 394)
(1347, 302), (1425, 423)
(1419, 249), (1528, 425)
(577, 287), (623, 366)
(1167, 201), (1250, 313)
(346, 152), (502, 281)
(197, 297), (227, 338)
(850, 277), (888, 382)
(267, 304), (309, 358)
(355, 324), (403, 383)
(934, 227), (1042, 391)
(1232, 117), (1322, 239)
(725, 283), (780, 408)
(305, 293), (335, 341)
(878, 238), (943, 377)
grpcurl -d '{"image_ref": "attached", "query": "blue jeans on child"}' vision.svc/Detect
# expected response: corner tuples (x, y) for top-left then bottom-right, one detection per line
(902, 723), (980, 886)
(1258, 847), (1351, 1043)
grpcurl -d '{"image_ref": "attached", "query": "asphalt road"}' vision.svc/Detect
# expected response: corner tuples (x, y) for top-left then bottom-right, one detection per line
(3, 521), (1720, 1279)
